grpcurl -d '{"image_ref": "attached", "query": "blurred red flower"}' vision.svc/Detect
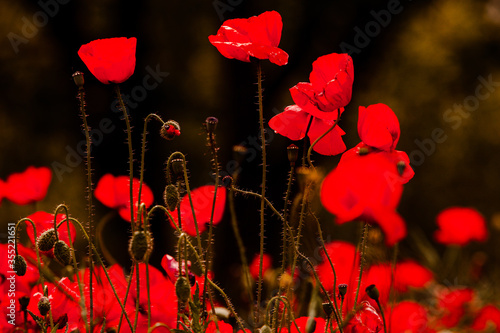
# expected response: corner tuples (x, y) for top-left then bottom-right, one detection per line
(25, 211), (76, 256)
(389, 301), (430, 333)
(436, 287), (474, 328)
(249, 253), (272, 280)
(2, 166), (52, 205)
(331, 301), (383, 333)
(94, 174), (154, 222)
(316, 241), (358, 294)
(78, 37), (137, 84)
(320, 153), (406, 245)
(269, 53), (353, 155)
(434, 207), (488, 246)
(471, 304), (500, 332)
(209, 11), (288, 65)
(169, 185), (226, 236)
(394, 260), (433, 293)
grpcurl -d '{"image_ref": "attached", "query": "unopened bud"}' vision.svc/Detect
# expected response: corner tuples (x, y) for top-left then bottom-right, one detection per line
(365, 284), (380, 301)
(232, 145), (248, 164)
(37, 229), (57, 252)
(287, 144), (299, 165)
(164, 184), (180, 211)
(397, 160), (406, 176)
(160, 120), (181, 140)
(171, 158), (184, 179)
(38, 296), (51, 316)
(306, 318), (317, 333)
(222, 175), (233, 188)
(175, 276), (191, 303)
(205, 117), (218, 133)
(19, 296), (30, 311)
(72, 71), (84, 88)
(260, 325), (272, 333)
(54, 240), (72, 266)
(13, 255), (27, 276)
(129, 231), (152, 262)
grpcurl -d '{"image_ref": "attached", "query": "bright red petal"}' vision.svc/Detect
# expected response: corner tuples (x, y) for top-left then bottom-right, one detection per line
(5, 166), (52, 205)
(269, 105), (309, 141)
(78, 37), (137, 84)
(358, 104), (400, 151)
(394, 260), (433, 292)
(471, 305), (500, 331)
(249, 253), (272, 280)
(171, 186), (226, 236)
(434, 207), (488, 246)
(307, 117), (346, 156)
(316, 241), (358, 294)
(389, 301), (429, 332)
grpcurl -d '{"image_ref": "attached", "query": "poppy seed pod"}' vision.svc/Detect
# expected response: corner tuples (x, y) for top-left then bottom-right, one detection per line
(160, 120), (181, 140)
(365, 284), (380, 301)
(19, 296), (30, 311)
(322, 302), (334, 317)
(13, 255), (27, 276)
(287, 144), (299, 165)
(38, 296), (51, 316)
(54, 240), (72, 266)
(129, 231), (152, 262)
(338, 283), (348, 298)
(205, 116), (218, 133)
(175, 276), (191, 303)
(164, 184), (180, 211)
(72, 71), (84, 88)
(36, 229), (57, 252)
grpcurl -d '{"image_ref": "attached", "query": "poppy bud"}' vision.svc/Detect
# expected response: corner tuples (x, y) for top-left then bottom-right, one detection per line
(160, 120), (181, 140)
(14, 255), (27, 276)
(164, 184), (180, 211)
(338, 283), (348, 298)
(365, 284), (380, 301)
(54, 240), (72, 266)
(306, 318), (317, 333)
(397, 160), (406, 176)
(19, 296), (30, 311)
(128, 231), (152, 262)
(260, 325), (272, 333)
(170, 158), (184, 179)
(175, 276), (191, 303)
(37, 229), (57, 252)
(205, 117), (218, 133)
(322, 302), (333, 317)
(38, 296), (51, 316)
(222, 175), (233, 188)
(287, 144), (299, 165)
(72, 71), (85, 88)
(233, 145), (248, 164)
(358, 146), (370, 156)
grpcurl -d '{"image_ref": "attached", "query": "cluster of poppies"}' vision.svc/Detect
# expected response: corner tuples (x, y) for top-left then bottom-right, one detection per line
(1, 9), (498, 333)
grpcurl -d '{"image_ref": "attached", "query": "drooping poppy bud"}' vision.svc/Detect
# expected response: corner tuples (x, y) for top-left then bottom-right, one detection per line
(36, 229), (57, 252)
(38, 296), (51, 316)
(164, 184), (180, 211)
(13, 255), (27, 276)
(54, 240), (72, 266)
(160, 120), (181, 140)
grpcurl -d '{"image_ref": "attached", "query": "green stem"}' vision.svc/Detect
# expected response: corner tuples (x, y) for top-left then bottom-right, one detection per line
(114, 85), (135, 226)
(376, 299), (388, 333)
(231, 186), (284, 222)
(77, 84), (95, 333)
(265, 296), (302, 333)
(307, 108), (341, 168)
(255, 60), (267, 327)
(354, 223), (369, 306)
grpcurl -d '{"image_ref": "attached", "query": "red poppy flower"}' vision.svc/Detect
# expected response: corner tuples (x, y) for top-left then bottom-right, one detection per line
(471, 304), (500, 332)
(3, 166), (52, 205)
(394, 260), (433, 293)
(94, 174), (154, 222)
(331, 301), (383, 333)
(249, 253), (272, 280)
(207, 321), (235, 333)
(25, 211), (77, 255)
(436, 287), (474, 328)
(169, 185), (226, 236)
(269, 53), (353, 155)
(389, 301), (429, 333)
(209, 11), (288, 65)
(434, 207), (488, 246)
(78, 37), (137, 84)
(316, 241), (358, 294)
(358, 104), (400, 152)
(320, 153), (406, 245)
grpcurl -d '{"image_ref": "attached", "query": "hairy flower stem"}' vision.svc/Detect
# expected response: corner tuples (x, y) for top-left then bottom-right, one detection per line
(138, 113), (165, 209)
(354, 223), (369, 306)
(117, 264), (136, 332)
(265, 296), (302, 333)
(307, 108), (341, 168)
(77, 83), (95, 333)
(255, 60), (267, 327)
(114, 85), (135, 226)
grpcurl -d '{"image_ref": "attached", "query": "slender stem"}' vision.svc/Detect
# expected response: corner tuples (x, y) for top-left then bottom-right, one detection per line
(114, 85), (135, 225)
(231, 186), (284, 222)
(389, 242), (398, 333)
(265, 296), (302, 333)
(354, 223), (369, 306)
(117, 263), (135, 332)
(138, 113), (165, 210)
(207, 278), (246, 332)
(255, 60), (267, 327)
(307, 108), (341, 168)
(376, 299), (388, 333)
(134, 263), (140, 332)
(77, 84), (95, 333)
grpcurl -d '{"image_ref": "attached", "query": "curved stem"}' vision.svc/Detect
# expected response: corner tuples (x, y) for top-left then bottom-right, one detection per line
(307, 108), (341, 168)
(376, 299), (388, 333)
(114, 85), (135, 226)
(265, 296), (302, 333)
(255, 60), (267, 327)
(230, 186), (285, 222)
(354, 223), (369, 306)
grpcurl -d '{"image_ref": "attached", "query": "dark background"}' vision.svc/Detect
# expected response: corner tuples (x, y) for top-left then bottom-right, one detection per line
(2, 0), (500, 309)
